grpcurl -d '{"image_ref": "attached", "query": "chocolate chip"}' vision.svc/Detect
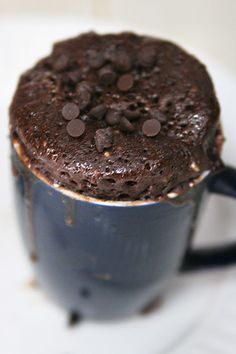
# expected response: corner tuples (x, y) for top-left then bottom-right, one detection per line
(53, 54), (69, 72)
(87, 49), (105, 69)
(150, 109), (167, 123)
(76, 83), (92, 110)
(142, 119), (161, 137)
(105, 109), (121, 126)
(67, 71), (81, 84)
(110, 101), (129, 111)
(89, 104), (107, 120)
(62, 103), (80, 120)
(124, 108), (140, 120)
(137, 46), (156, 68)
(114, 51), (132, 72)
(99, 66), (117, 86)
(66, 119), (85, 137)
(120, 116), (135, 132)
(117, 74), (134, 92)
(104, 44), (116, 61)
(95, 127), (113, 152)
(78, 80), (94, 93)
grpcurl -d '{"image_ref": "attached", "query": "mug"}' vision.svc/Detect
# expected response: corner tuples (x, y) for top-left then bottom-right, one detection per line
(12, 146), (236, 320)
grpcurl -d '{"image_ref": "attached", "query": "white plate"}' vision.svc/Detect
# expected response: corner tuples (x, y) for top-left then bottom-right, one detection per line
(0, 16), (236, 354)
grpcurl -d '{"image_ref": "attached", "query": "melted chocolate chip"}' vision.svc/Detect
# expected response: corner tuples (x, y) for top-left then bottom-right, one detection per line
(89, 104), (107, 120)
(62, 103), (80, 120)
(105, 109), (121, 126)
(87, 49), (105, 69)
(66, 119), (85, 137)
(137, 46), (156, 67)
(95, 127), (113, 152)
(113, 51), (132, 72)
(120, 116), (135, 132)
(124, 108), (140, 120)
(76, 83), (92, 110)
(53, 54), (69, 72)
(99, 66), (117, 86)
(117, 73), (134, 92)
(142, 119), (161, 137)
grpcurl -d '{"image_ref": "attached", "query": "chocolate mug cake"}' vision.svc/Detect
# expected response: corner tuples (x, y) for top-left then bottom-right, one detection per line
(10, 32), (223, 201)
(10, 33), (236, 320)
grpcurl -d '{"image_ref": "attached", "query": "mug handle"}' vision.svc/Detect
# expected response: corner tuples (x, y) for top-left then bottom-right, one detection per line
(181, 166), (236, 272)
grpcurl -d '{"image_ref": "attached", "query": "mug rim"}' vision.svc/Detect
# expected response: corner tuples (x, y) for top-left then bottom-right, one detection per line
(12, 139), (209, 207)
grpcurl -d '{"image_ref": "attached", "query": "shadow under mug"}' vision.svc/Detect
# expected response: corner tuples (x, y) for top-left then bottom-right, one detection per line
(12, 147), (236, 320)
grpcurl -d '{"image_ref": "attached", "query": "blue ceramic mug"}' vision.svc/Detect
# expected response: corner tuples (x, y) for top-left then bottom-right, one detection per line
(12, 146), (236, 320)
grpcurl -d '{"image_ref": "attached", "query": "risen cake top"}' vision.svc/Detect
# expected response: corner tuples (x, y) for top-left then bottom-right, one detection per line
(10, 32), (223, 200)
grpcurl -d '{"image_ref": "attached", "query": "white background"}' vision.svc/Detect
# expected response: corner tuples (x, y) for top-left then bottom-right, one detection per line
(0, 0), (235, 73)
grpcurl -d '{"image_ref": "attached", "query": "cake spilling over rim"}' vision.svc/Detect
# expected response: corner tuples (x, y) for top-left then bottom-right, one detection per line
(10, 32), (224, 201)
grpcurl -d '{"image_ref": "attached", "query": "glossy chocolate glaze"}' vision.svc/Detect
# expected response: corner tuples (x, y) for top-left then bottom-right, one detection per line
(10, 32), (224, 200)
